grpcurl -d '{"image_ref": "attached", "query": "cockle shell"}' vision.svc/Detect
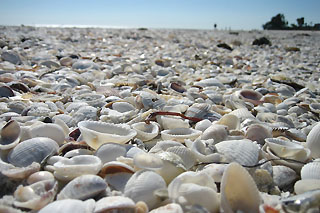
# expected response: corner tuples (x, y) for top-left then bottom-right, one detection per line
(38, 199), (95, 213)
(57, 174), (107, 200)
(8, 137), (59, 167)
(161, 128), (202, 142)
(78, 120), (137, 149)
(0, 120), (20, 150)
(166, 146), (196, 170)
(53, 155), (102, 181)
(131, 121), (159, 141)
(184, 103), (211, 119)
(149, 140), (183, 154)
(300, 160), (320, 180)
(306, 122), (320, 158)
(220, 162), (261, 213)
(229, 108), (255, 122)
(94, 196), (136, 213)
(13, 179), (58, 210)
(124, 170), (166, 209)
(168, 171), (219, 213)
(215, 139), (259, 166)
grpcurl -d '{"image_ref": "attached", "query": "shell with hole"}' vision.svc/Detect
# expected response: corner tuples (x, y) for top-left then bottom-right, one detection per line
(220, 162), (261, 213)
(78, 120), (137, 149)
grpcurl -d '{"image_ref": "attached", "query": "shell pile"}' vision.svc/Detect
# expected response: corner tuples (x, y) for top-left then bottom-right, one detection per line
(1, 25), (320, 212)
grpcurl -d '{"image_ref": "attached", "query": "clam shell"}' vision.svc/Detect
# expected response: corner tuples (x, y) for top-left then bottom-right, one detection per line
(53, 155), (102, 181)
(161, 128), (202, 142)
(131, 122), (159, 141)
(300, 160), (320, 180)
(29, 123), (66, 146)
(94, 196), (136, 213)
(13, 179), (58, 210)
(38, 199), (95, 213)
(124, 170), (166, 209)
(220, 162), (260, 213)
(306, 122), (320, 158)
(8, 137), (59, 167)
(215, 139), (260, 166)
(245, 124), (272, 145)
(95, 142), (127, 164)
(57, 174), (107, 200)
(0, 120), (21, 150)
(78, 120), (137, 149)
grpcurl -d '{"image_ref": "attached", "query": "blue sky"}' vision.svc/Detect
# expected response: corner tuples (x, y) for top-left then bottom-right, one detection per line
(0, 0), (319, 30)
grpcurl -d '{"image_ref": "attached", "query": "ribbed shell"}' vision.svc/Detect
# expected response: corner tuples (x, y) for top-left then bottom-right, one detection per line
(306, 122), (320, 158)
(8, 137), (59, 167)
(301, 160), (320, 180)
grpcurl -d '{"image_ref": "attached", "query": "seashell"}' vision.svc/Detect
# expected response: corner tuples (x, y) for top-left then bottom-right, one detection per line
(194, 119), (212, 132)
(13, 179), (58, 210)
(237, 89), (263, 106)
(57, 174), (107, 200)
(156, 115), (190, 129)
(150, 203), (183, 213)
(99, 161), (134, 192)
(2, 162), (40, 179)
(168, 171), (219, 213)
(161, 128), (202, 142)
(285, 128), (307, 142)
(124, 170), (167, 209)
(149, 140), (183, 153)
(201, 163), (228, 183)
(8, 137), (59, 167)
(309, 103), (320, 114)
(133, 152), (164, 170)
(190, 139), (221, 163)
(256, 112), (277, 123)
(216, 114), (240, 130)
(215, 139), (259, 166)
(265, 138), (310, 162)
(0, 120), (21, 150)
(294, 179), (320, 194)
(94, 142), (126, 164)
(27, 171), (54, 185)
(272, 165), (298, 190)
(94, 196), (137, 213)
(201, 123), (229, 143)
(100, 101), (138, 123)
(211, 104), (232, 115)
(38, 199), (95, 213)
(306, 122), (320, 158)
(245, 123), (273, 145)
(78, 120), (137, 149)
(220, 162), (261, 213)
(170, 82), (186, 93)
(53, 155), (102, 181)
(63, 148), (93, 158)
(184, 103), (211, 119)
(300, 160), (320, 180)
(131, 122), (159, 141)
(29, 123), (66, 146)
(166, 146), (196, 170)
(229, 108), (255, 122)
(73, 93), (106, 108)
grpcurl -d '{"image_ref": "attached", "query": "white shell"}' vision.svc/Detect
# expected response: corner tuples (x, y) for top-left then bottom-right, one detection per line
(133, 152), (164, 170)
(157, 115), (190, 129)
(14, 179), (58, 210)
(124, 170), (166, 209)
(201, 163), (228, 183)
(150, 203), (183, 213)
(30, 123), (66, 146)
(149, 140), (183, 153)
(215, 139), (259, 166)
(161, 128), (202, 142)
(78, 120), (137, 149)
(216, 114), (240, 130)
(220, 162), (260, 213)
(201, 124), (229, 143)
(38, 199), (95, 213)
(306, 122), (320, 158)
(57, 174), (107, 200)
(53, 155), (102, 181)
(229, 108), (255, 122)
(301, 160), (320, 180)
(27, 171), (54, 184)
(131, 121), (159, 141)
(294, 179), (320, 194)
(0, 120), (21, 150)
(166, 146), (196, 170)
(94, 142), (127, 164)
(94, 196), (136, 213)
(168, 171), (219, 213)
(190, 139), (221, 163)
(194, 119), (212, 132)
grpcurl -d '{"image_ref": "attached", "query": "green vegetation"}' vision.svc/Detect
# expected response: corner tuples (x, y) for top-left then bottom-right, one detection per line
(263, 13), (320, 30)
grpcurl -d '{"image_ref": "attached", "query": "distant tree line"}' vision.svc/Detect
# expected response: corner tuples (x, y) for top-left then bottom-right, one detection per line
(263, 13), (320, 30)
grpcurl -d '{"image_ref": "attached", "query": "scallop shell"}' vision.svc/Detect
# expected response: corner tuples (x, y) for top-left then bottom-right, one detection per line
(13, 179), (58, 210)
(94, 142), (127, 164)
(94, 196), (136, 213)
(0, 120), (21, 150)
(215, 139), (259, 166)
(168, 171), (219, 213)
(220, 162), (261, 213)
(124, 170), (167, 209)
(53, 155), (102, 181)
(78, 120), (137, 149)
(306, 122), (320, 158)
(161, 128), (202, 142)
(38, 199), (95, 213)
(8, 137), (59, 167)
(131, 122), (159, 141)
(29, 123), (66, 146)
(300, 160), (320, 180)
(57, 174), (107, 200)
(201, 124), (229, 143)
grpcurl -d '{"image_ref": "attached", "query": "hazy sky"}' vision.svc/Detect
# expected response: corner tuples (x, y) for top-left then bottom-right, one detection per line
(1, 0), (319, 30)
